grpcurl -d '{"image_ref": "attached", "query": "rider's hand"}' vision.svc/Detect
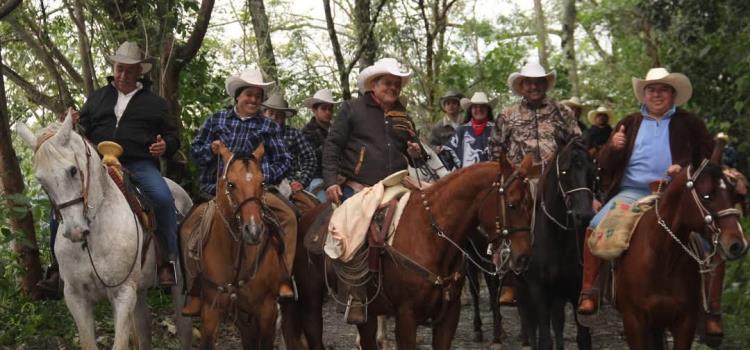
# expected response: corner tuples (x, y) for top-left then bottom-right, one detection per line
(326, 184), (342, 204)
(667, 164), (682, 177)
(149, 134), (166, 157)
(611, 125), (626, 150)
(406, 141), (422, 158)
(290, 181), (304, 193)
(210, 140), (222, 155)
(592, 199), (602, 213)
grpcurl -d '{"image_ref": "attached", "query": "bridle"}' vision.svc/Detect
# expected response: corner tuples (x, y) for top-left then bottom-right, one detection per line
(217, 153), (265, 242)
(655, 159), (742, 268)
(540, 144), (594, 231)
(38, 132), (94, 224)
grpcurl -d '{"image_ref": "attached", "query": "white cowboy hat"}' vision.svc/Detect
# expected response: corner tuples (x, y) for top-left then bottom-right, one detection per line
(587, 106), (617, 125)
(262, 93), (297, 117)
(356, 58), (411, 93)
(460, 92), (496, 110)
(303, 88), (340, 109)
(507, 62), (556, 96)
(225, 67), (275, 98)
(561, 96), (583, 108)
(109, 41), (153, 74)
(632, 67), (692, 106)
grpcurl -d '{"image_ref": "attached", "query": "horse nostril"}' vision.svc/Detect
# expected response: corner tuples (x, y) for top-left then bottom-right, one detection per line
(729, 242), (747, 258)
(82, 229), (90, 237)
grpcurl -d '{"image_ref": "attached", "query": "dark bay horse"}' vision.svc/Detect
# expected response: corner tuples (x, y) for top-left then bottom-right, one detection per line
(465, 230), (504, 345)
(615, 145), (748, 349)
(283, 155), (536, 349)
(517, 139), (596, 350)
(180, 144), (286, 349)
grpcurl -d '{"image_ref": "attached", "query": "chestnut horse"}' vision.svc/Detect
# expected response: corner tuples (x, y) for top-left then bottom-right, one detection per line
(282, 155), (536, 349)
(614, 144), (748, 349)
(180, 144), (287, 349)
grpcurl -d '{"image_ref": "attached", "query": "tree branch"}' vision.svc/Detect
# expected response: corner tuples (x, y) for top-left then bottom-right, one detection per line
(323, 0), (349, 98)
(0, 0), (21, 19)
(345, 0), (387, 74)
(580, 21), (614, 65)
(64, 0), (96, 94)
(175, 0), (215, 70)
(1, 63), (65, 113)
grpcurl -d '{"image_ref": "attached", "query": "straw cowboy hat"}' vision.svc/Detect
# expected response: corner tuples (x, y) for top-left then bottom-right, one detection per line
(460, 92), (496, 110)
(225, 67), (275, 98)
(109, 41), (153, 74)
(507, 62), (556, 96)
(262, 93), (297, 118)
(303, 88), (340, 108)
(561, 96), (583, 109)
(439, 90), (464, 105)
(587, 106), (617, 125)
(356, 58), (411, 93)
(632, 67), (693, 106)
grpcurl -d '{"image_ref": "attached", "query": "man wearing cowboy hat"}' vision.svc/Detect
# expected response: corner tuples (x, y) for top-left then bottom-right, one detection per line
(428, 90), (464, 151)
(322, 57), (423, 324)
(584, 106), (616, 150)
(577, 68), (725, 338)
(186, 67), (297, 316)
(262, 93), (317, 196)
(50, 41), (181, 290)
(490, 62), (581, 165)
(442, 92), (495, 170)
(561, 96), (587, 131)
(302, 88), (340, 202)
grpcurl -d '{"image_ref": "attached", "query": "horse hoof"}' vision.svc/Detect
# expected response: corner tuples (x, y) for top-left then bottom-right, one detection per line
(473, 331), (483, 342)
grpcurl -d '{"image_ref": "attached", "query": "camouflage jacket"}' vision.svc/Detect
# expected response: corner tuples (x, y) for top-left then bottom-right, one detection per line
(490, 97), (581, 164)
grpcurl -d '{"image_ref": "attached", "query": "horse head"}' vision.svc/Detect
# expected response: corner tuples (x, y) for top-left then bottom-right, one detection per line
(551, 137), (596, 228)
(19, 113), (95, 242)
(216, 142), (266, 245)
(482, 153), (535, 274)
(665, 141), (748, 261)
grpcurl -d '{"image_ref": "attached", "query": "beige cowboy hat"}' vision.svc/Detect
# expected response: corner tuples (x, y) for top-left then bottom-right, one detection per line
(262, 93), (297, 117)
(632, 67), (692, 106)
(561, 96), (583, 109)
(507, 62), (556, 96)
(439, 90), (464, 105)
(109, 41), (153, 74)
(225, 67), (275, 98)
(356, 58), (411, 93)
(460, 92), (496, 110)
(587, 106), (617, 125)
(303, 88), (340, 108)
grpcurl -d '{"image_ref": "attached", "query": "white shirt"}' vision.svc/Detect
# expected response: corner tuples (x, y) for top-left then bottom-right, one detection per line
(114, 82), (143, 127)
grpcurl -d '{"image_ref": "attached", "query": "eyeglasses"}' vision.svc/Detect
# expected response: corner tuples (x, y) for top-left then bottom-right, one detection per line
(376, 79), (402, 89)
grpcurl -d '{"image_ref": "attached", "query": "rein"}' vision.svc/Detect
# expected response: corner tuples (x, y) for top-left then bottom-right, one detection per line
(539, 147), (594, 231)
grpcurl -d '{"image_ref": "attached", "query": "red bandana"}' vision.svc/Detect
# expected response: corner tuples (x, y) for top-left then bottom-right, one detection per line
(471, 118), (488, 136)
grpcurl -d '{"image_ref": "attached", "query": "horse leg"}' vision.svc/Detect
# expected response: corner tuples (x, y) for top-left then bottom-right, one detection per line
(64, 290), (98, 350)
(670, 316), (697, 350)
(280, 302), (306, 350)
(465, 263), (483, 342)
(647, 328), (666, 350)
(356, 317), (379, 350)
(376, 316), (389, 349)
(199, 303), (222, 349)
(258, 298), (279, 350)
(621, 312), (649, 350)
(550, 298), (565, 350)
(572, 309), (592, 350)
(131, 289), (152, 350)
(528, 286), (552, 350)
(110, 285), (138, 350)
(484, 271), (503, 344)
(432, 298), (462, 350)
(171, 261), (193, 350)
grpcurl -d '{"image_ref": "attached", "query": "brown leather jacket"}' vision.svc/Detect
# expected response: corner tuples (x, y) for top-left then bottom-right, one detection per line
(597, 108), (714, 201)
(322, 93), (415, 188)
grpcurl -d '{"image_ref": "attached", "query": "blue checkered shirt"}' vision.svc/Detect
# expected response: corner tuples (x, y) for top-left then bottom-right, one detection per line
(279, 124), (317, 187)
(191, 107), (292, 195)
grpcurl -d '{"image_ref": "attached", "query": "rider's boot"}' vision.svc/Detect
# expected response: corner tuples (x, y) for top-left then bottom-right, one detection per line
(273, 235), (295, 301)
(498, 285), (516, 306)
(577, 228), (601, 315)
(705, 261), (725, 338)
(181, 278), (203, 317)
(158, 257), (177, 287)
(345, 285), (367, 325)
(37, 262), (62, 295)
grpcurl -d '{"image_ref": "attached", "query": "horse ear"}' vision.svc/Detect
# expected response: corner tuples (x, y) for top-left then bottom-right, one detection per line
(217, 142), (232, 163)
(520, 154), (534, 177)
(253, 143), (265, 160)
(710, 137), (725, 166)
(55, 110), (73, 146)
(14, 122), (36, 150)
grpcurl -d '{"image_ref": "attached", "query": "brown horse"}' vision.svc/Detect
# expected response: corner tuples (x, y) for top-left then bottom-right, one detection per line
(282, 155), (536, 349)
(180, 143), (287, 349)
(614, 145), (748, 349)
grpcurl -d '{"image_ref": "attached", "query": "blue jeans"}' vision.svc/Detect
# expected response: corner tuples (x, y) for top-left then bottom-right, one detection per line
(123, 159), (178, 259)
(589, 187), (651, 229)
(306, 178), (327, 203)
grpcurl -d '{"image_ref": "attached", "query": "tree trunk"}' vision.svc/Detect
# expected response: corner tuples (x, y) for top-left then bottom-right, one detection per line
(322, 0), (350, 99)
(561, 0), (579, 96)
(248, 0), (279, 83)
(0, 31), (44, 302)
(532, 0), (549, 70)
(354, 0), (377, 69)
(67, 0), (97, 95)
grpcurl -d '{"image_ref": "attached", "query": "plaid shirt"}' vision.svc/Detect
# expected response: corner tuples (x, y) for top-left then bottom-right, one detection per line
(279, 124), (317, 187)
(191, 107), (292, 195)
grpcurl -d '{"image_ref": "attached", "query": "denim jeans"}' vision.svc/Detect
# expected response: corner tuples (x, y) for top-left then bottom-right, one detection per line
(306, 178), (327, 203)
(123, 159), (178, 259)
(589, 187), (651, 229)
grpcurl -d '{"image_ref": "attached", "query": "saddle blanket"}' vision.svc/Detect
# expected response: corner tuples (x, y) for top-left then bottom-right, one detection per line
(588, 194), (658, 260)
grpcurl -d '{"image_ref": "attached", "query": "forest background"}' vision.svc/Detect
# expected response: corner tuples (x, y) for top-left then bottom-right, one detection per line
(1, 0), (750, 347)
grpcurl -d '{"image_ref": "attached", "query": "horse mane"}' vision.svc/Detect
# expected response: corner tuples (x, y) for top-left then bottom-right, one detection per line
(33, 122), (95, 166)
(423, 162), (500, 201)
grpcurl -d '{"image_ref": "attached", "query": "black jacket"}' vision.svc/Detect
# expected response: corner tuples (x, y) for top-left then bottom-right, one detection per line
(79, 78), (179, 162)
(302, 117), (329, 178)
(322, 93), (415, 187)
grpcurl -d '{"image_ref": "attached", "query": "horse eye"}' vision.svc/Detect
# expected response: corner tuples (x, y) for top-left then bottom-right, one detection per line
(561, 170), (567, 176)
(227, 182), (235, 190)
(702, 194), (711, 201)
(507, 203), (516, 210)
(68, 167), (77, 177)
